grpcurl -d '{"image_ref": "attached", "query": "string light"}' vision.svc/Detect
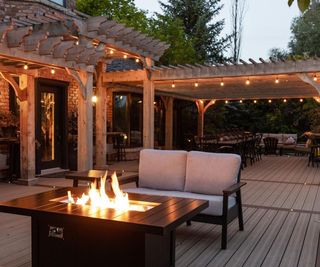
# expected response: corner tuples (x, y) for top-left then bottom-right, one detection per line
(123, 54), (128, 59)
(135, 58), (140, 63)
(75, 40), (79, 46)
(300, 98), (304, 102)
(171, 82), (175, 88)
(91, 95), (98, 103)
(246, 78), (250, 85)
(23, 64), (28, 70)
(51, 69), (55, 74)
(194, 82), (199, 87)
(313, 74), (318, 81)
(239, 99), (243, 103)
(275, 77), (279, 84)
(268, 99), (272, 103)
(225, 100), (229, 104)
(283, 99), (287, 103)
(220, 79), (224, 86)
(253, 100), (257, 103)
(109, 49), (114, 55)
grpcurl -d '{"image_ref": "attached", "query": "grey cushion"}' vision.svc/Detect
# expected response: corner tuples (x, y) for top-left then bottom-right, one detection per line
(139, 149), (187, 191)
(185, 151), (241, 195)
(124, 187), (236, 216)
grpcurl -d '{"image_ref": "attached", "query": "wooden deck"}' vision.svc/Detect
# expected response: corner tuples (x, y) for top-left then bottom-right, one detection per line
(0, 155), (320, 267)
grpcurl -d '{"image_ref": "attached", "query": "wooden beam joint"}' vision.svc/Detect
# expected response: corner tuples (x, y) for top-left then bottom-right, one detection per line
(0, 71), (27, 101)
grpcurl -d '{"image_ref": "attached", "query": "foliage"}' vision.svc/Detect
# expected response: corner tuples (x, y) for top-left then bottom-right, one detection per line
(288, 0), (311, 12)
(150, 15), (197, 65)
(76, 0), (150, 33)
(289, 3), (320, 57)
(269, 48), (289, 61)
(159, 0), (229, 63)
(204, 99), (320, 136)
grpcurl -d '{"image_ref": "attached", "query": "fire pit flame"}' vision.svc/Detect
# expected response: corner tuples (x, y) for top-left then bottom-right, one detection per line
(67, 171), (148, 212)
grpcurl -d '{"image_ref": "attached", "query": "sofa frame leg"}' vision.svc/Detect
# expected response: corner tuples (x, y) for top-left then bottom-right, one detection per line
(237, 192), (244, 231)
(186, 220), (192, 226)
(221, 223), (227, 249)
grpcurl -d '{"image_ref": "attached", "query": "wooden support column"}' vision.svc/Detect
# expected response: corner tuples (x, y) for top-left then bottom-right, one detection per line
(161, 96), (174, 150)
(196, 100), (205, 137)
(95, 62), (107, 168)
(18, 74), (38, 185)
(143, 58), (155, 148)
(77, 71), (94, 171)
(196, 100), (216, 137)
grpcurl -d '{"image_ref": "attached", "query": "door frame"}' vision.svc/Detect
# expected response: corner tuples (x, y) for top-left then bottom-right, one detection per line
(35, 78), (68, 174)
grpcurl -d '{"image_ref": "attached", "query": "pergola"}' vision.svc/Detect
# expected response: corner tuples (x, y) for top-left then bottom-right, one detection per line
(104, 58), (320, 146)
(0, 13), (167, 184)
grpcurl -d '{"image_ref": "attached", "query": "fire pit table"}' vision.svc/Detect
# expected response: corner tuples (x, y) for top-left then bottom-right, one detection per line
(0, 187), (208, 267)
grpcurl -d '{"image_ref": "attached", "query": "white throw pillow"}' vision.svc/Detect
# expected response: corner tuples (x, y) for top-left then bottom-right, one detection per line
(185, 151), (241, 195)
(284, 136), (296, 145)
(139, 149), (187, 191)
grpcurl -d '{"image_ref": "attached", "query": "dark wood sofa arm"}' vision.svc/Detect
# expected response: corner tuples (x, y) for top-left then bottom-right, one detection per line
(223, 182), (246, 196)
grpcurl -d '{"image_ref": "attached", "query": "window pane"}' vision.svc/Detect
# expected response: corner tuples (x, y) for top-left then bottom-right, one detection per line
(130, 95), (143, 146)
(113, 95), (128, 134)
(50, 0), (64, 6)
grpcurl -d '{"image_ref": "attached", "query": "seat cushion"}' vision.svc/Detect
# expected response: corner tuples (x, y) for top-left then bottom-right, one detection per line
(139, 149), (187, 191)
(185, 151), (241, 195)
(124, 188), (236, 216)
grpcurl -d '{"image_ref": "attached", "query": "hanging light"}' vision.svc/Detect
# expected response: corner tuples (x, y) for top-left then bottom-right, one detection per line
(300, 98), (304, 102)
(23, 64), (28, 70)
(109, 49), (114, 55)
(171, 82), (175, 88)
(135, 58), (140, 63)
(225, 100), (229, 104)
(75, 40), (79, 46)
(275, 77), (279, 84)
(253, 100), (257, 103)
(123, 54), (128, 59)
(51, 69), (55, 74)
(220, 79), (224, 86)
(239, 99), (243, 103)
(246, 78), (250, 85)
(92, 95), (98, 103)
(313, 74), (318, 81)
(268, 99), (272, 103)
(283, 99), (287, 103)
(194, 82), (199, 87)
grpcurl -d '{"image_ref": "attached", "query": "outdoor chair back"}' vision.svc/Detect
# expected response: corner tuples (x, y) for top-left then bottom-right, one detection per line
(263, 137), (278, 155)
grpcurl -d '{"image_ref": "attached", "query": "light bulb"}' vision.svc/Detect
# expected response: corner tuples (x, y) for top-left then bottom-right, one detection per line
(171, 83), (175, 88)
(268, 99), (272, 103)
(300, 98), (303, 102)
(92, 95), (98, 103)
(51, 69), (55, 74)
(194, 82), (199, 87)
(23, 64), (28, 70)
(246, 79), (250, 85)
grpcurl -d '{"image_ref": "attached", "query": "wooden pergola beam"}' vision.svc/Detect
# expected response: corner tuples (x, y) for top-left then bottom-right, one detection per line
(0, 71), (27, 101)
(297, 73), (320, 95)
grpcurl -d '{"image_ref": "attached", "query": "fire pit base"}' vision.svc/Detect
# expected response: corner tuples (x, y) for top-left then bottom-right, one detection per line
(32, 214), (175, 267)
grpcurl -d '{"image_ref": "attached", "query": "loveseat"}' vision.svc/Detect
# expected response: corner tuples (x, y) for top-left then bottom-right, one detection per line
(125, 149), (246, 249)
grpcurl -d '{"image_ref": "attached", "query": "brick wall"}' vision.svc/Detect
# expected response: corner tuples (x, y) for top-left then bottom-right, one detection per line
(106, 89), (113, 129)
(0, 79), (9, 113)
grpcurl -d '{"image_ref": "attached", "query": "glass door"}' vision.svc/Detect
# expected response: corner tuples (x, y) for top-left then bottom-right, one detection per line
(36, 80), (67, 172)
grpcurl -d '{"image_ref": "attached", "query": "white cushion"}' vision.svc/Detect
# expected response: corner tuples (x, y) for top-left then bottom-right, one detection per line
(185, 151), (241, 195)
(124, 187), (236, 216)
(139, 149), (187, 191)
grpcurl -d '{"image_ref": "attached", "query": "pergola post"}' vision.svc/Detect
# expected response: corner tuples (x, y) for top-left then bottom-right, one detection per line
(143, 58), (155, 148)
(77, 71), (93, 171)
(196, 100), (205, 137)
(196, 100), (216, 137)
(161, 96), (174, 149)
(18, 74), (38, 185)
(95, 62), (107, 168)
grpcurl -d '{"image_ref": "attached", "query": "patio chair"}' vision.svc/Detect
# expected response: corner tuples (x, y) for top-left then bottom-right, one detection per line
(263, 137), (279, 155)
(308, 145), (320, 167)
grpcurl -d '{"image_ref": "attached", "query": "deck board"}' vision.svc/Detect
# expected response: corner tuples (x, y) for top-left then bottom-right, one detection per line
(0, 155), (320, 267)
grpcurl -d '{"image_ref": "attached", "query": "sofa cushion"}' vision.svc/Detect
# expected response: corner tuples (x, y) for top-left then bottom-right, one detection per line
(139, 149), (187, 191)
(185, 151), (241, 196)
(124, 187), (236, 216)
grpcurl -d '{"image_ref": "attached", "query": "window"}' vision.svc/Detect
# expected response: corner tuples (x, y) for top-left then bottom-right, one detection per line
(49, 0), (65, 6)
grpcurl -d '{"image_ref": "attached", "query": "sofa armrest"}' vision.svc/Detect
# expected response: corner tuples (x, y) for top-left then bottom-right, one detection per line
(223, 182), (246, 196)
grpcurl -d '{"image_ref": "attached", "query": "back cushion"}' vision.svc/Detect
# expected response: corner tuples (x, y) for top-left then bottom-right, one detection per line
(139, 149), (187, 191)
(185, 151), (241, 195)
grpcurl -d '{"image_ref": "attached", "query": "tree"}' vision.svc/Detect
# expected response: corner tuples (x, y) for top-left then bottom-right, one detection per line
(76, 0), (150, 33)
(159, 0), (229, 64)
(269, 48), (289, 61)
(150, 16), (197, 65)
(289, 3), (320, 57)
(230, 0), (246, 62)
